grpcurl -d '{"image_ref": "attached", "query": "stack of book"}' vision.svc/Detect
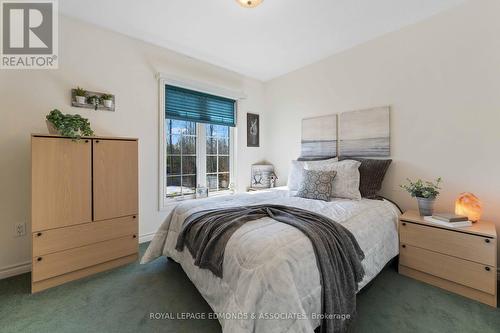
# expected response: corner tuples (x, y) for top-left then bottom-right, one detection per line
(424, 213), (472, 228)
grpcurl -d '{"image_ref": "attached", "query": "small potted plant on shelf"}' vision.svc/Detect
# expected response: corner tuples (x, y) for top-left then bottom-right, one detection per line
(74, 87), (87, 104)
(87, 95), (101, 110)
(400, 177), (442, 216)
(101, 94), (113, 108)
(46, 109), (94, 139)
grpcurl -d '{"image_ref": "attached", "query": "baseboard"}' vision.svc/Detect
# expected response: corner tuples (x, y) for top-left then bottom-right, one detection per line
(139, 232), (155, 244)
(0, 261), (31, 280)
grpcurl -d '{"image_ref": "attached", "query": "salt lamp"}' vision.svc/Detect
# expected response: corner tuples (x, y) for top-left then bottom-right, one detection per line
(455, 192), (482, 222)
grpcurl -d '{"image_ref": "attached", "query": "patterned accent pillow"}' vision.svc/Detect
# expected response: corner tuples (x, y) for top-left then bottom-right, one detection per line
(295, 169), (337, 201)
(305, 159), (362, 200)
(287, 157), (338, 191)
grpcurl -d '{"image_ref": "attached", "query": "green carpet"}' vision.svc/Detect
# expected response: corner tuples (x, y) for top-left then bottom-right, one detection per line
(0, 243), (498, 333)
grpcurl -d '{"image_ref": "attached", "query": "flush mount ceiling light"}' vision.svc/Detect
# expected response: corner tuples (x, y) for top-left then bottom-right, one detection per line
(236, 0), (263, 8)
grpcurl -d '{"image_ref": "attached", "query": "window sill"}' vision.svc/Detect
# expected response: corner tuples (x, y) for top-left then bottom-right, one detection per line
(160, 190), (235, 211)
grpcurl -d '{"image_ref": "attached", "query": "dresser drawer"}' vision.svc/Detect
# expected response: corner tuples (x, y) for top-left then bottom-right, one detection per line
(33, 215), (138, 256)
(32, 235), (138, 282)
(400, 221), (495, 266)
(399, 244), (495, 294)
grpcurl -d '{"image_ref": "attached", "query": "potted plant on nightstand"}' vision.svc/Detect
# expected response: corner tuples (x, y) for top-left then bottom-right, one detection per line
(74, 87), (87, 104)
(400, 177), (442, 216)
(101, 94), (113, 108)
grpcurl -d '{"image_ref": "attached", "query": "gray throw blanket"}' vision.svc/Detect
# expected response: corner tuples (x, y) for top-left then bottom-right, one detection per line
(175, 204), (365, 333)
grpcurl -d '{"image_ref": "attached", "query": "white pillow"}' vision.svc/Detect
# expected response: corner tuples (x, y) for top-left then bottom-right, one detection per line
(287, 158), (338, 191)
(305, 159), (361, 200)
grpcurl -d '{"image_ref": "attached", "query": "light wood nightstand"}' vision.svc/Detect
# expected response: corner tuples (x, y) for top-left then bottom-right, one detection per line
(398, 210), (497, 307)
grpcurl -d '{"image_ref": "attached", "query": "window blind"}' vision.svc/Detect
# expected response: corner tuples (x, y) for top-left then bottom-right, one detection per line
(165, 85), (236, 127)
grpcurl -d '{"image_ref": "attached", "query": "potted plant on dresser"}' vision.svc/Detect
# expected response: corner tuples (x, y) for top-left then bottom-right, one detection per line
(400, 177), (442, 216)
(46, 109), (94, 139)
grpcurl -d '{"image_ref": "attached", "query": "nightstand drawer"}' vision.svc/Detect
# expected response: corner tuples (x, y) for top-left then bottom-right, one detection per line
(400, 221), (495, 266)
(400, 244), (495, 294)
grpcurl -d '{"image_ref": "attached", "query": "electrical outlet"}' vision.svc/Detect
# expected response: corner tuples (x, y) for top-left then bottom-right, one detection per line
(15, 223), (26, 237)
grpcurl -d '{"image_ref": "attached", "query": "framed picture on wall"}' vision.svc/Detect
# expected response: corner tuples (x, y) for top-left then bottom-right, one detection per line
(301, 114), (337, 159)
(338, 106), (390, 157)
(247, 113), (260, 147)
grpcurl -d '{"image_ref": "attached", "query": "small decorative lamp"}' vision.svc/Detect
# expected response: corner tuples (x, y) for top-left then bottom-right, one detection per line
(455, 192), (482, 222)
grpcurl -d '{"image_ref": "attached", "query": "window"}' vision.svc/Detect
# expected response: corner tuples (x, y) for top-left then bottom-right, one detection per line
(206, 124), (230, 191)
(160, 82), (237, 203)
(166, 119), (197, 197)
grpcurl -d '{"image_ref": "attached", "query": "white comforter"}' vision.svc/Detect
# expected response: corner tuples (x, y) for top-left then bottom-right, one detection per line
(142, 188), (400, 333)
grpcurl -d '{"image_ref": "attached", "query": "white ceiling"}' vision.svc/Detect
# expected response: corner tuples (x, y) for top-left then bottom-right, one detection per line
(60, 0), (466, 81)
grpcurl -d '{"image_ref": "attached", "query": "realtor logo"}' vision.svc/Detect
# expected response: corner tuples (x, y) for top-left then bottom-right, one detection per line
(1, 0), (58, 69)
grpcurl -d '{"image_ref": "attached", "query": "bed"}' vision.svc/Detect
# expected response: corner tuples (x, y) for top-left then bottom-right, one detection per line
(142, 187), (400, 333)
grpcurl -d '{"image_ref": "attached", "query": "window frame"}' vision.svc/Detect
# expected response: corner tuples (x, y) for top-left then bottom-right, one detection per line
(158, 75), (240, 210)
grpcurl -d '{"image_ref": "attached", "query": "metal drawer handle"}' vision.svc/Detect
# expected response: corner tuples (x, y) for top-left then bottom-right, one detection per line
(132, 215), (136, 219)
(485, 266), (491, 272)
(401, 244), (406, 248)
(37, 257), (42, 262)
(133, 235), (137, 239)
(484, 238), (490, 243)
(401, 222), (406, 226)
(37, 232), (42, 237)
(95, 140), (100, 143)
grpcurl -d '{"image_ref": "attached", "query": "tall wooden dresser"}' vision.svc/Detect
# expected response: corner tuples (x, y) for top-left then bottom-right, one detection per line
(31, 134), (139, 293)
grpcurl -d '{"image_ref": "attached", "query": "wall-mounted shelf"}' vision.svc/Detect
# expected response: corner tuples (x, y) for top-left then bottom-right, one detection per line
(71, 89), (115, 112)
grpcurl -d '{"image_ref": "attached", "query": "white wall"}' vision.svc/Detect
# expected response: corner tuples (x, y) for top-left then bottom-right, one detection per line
(265, 0), (500, 260)
(2, 0), (500, 276)
(0, 16), (266, 275)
